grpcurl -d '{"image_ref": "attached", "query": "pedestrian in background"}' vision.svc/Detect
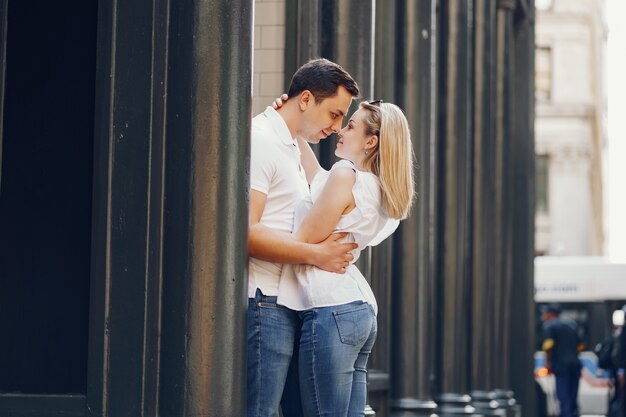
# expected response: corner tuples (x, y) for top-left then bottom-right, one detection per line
(541, 303), (584, 417)
(616, 306), (626, 417)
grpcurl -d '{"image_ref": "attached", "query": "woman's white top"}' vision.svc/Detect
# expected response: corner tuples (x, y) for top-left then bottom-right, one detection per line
(277, 160), (399, 315)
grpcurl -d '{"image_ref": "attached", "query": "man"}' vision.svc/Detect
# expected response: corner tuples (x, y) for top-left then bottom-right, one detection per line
(247, 59), (360, 417)
(541, 303), (583, 417)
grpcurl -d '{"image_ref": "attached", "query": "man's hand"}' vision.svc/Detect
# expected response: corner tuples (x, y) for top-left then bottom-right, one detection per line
(311, 232), (358, 274)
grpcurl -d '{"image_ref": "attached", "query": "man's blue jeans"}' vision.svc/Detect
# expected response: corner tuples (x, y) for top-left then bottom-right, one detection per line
(247, 289), (303, 417)
(297, 301), (377, 417)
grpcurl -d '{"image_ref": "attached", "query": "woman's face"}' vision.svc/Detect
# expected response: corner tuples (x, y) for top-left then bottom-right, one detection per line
(335, 108), (371, 163)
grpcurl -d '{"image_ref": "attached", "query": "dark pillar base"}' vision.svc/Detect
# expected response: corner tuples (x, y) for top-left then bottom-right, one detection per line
(492, 389), (521, 417)
(391, 398), (438, 417)
(470, 391), (507, 417)
(434, 393), (485, 416)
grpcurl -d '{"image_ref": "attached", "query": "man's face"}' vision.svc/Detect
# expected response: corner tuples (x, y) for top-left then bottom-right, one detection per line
(541, 311), (556, 322)
(298, 86), (353, 144)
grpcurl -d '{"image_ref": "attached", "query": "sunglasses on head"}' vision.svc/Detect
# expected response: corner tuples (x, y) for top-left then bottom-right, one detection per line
(366, 100), (383, 136)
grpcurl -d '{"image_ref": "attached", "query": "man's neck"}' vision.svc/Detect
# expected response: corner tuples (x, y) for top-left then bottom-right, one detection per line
(275, 104), (300, 140)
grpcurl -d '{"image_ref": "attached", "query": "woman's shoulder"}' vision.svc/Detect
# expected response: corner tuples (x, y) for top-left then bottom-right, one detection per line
(326, 166), (356, 192)
(328, 160), (357, 183)
(331, 159), (356, 170)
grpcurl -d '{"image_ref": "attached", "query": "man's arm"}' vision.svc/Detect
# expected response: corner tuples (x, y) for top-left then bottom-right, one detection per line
(248, 190), (356, 273)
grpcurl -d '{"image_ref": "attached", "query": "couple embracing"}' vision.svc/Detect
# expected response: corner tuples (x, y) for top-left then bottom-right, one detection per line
(247, 58), (414, 417)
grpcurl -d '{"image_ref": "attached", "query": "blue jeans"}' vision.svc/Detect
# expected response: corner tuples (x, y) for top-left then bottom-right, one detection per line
(297, 301), (377, 417)
(247, 289), (304, 417)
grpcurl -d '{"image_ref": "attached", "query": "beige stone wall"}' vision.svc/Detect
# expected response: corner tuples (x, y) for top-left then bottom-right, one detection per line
(534, 0), (607, 255)
(252, 0), (286, 116)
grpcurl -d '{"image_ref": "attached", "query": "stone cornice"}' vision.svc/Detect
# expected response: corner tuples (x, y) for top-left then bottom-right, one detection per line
(535, 103), (596, 118)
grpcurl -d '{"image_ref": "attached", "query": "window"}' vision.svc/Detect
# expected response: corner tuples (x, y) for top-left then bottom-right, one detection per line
(535, 46), (552, 101)
(0, 0), (96, 394)
(536, 154), (549, 213)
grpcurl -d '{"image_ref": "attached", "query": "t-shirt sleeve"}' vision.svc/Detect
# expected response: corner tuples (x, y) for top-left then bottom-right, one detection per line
(250, 132), (275, 195)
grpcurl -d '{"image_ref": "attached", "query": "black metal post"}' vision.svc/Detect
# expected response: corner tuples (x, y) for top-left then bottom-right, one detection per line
(494, 0), (514, 391)
(435, 0), (478, 415)
(508, 0), (536, 415)
(159, 1), (252, 416)
(320, 0), (375, 169)
(366, 2), (399, 415)
(374, 0), (397, 101)
(490, 2), (521, 416)
(390, 1), (438, 416)
(368, 236), (393, 417)
(284, 0), (322, 86)
(469, 2), (504, 416)
(86, 0), (173, 414)
(285, 0), (323, 163)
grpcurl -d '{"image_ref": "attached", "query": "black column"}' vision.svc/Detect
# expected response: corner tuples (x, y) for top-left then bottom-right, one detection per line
(284, 0), (322, 163)
(493, 0), (514, 391)
(284, 0), (322, 83)
(435, 0), (477, 414)
(491, 1), (520, 416)
(390, 1), (438, 416)
(320, 0), (375, 168)
(469, 1), (501, 414)
(86, 0), (171, 414)
(508, 0), (536, 415)
(159, 0), (252, 416)
(367, 2), (399, 415)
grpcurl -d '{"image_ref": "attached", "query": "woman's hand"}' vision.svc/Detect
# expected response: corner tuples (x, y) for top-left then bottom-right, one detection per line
(272, 94), (289, 109)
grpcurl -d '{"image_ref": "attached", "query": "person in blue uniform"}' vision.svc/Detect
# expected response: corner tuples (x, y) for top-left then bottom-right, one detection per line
(541, 303), (584, 417)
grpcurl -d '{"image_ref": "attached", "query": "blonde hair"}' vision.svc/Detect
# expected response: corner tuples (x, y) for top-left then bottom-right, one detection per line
(360, 101), (415, 219)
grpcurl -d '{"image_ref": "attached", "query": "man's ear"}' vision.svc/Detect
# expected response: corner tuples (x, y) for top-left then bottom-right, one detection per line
(299, 90), (314, 111)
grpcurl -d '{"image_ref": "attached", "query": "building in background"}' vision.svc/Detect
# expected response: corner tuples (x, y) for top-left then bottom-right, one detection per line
(535, 0), (607, 256)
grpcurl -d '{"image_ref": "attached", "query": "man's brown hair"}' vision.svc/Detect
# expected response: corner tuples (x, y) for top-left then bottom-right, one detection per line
(287, 58), (359, 103)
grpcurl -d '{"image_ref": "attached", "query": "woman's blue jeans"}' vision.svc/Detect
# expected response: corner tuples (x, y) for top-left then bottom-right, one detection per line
(297, 301), (377, 417)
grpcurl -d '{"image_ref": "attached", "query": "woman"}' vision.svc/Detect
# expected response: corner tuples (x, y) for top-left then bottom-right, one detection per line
(276, 97), (415, 417)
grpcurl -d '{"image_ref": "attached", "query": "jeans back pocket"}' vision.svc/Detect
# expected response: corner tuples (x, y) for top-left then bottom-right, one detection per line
(333, 303), (373, 346)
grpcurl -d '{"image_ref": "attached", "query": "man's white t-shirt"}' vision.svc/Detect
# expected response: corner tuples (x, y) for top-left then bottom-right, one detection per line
(248, 106), (309, 298)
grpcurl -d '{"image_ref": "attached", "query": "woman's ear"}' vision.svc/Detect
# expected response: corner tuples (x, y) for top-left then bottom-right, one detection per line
(365, 135), (379, 151)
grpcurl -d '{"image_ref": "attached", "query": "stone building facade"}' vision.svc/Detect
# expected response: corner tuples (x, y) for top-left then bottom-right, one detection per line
(535, 0), (607, 255)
